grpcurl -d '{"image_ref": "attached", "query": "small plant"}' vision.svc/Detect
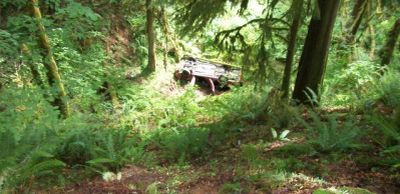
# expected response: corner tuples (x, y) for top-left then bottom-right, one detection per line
(371, 113), (400, 168)
(314, 187), (374, 194)
(304, 87), (320, 107)
(301, 112), (364, 153)
(271, 128), (291, 141)
(146, 182), (162, 194)
(219, 182), (243, 194)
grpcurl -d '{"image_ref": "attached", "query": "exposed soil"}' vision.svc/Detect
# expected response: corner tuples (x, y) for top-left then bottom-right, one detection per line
(52, 107), (400, 194)
(63, 165), (166, 194)
(57, 155), (400, 194)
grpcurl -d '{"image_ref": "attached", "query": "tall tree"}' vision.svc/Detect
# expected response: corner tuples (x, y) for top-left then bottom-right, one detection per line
(160, 6), (181, 63)
(292, 0), (341, 105)
(30, 0), (70, 118)
(345, 0), (368, 44)
(379, 17), (400, 67)
(146, 0), (156, 72)
(21, 44), (45, 88)
(281, 0), (304, 99)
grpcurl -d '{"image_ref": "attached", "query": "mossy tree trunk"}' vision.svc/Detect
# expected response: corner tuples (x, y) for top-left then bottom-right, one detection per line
(345, 0), (367, 44)
(21, 44), (45, 88)
(366, 2), (376, 59)
(160, 6), (181, 63)
(146, 0), (156, 72)
(105, 81), (120, 109)
(380, 18), (400, 67)
(292, 0), (341, 105)
(30, 0), (70, 118)
(281, 0), (303, 100)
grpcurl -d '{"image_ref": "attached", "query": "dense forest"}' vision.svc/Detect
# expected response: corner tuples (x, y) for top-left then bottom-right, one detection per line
(0, 0), (400, 193)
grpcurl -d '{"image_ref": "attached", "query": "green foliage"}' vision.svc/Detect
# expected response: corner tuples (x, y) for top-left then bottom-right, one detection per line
(119, 87), (202, 130)
(0, 88), (63, 188)
(314, 187), (374, 194)
(155, 127), (210, 163)
(373, 71), (400, 108)
(241, 144), (261, 168)
(301, 112), (365, 153)
(202, 85), (270, 120)
(86, 129), (145, 173)
(371, 113), (400, 168)
(47, 1), (103, 42)
(271, 128), (291, 141)
(323, 59), (380, 106)
(146, 181), (161, 194)
(275, 143), (316, 157)
(0, 88), (146, 190)
(1, 0), (400, 192)
(219, 182), (243, 194)
(0, 29), (21, 85)
(0, 30), (19, 56)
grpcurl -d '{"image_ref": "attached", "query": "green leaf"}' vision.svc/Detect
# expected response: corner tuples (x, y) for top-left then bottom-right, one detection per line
(31, 159), (66, 174)
(86, 158), (115, 165)
(271, 128), (278, 139)
(279, 130), (291, 140)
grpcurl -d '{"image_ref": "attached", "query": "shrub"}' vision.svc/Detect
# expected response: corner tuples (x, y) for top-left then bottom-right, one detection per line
(373, 71), (400, 108)
(301, 112), (365, 153)
(157, 127), (210, 163)
(370, 113), (400, 169)
(0, 88), (147, 191)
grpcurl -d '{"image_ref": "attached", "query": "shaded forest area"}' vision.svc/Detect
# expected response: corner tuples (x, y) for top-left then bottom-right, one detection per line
(0, 0), (400, 193)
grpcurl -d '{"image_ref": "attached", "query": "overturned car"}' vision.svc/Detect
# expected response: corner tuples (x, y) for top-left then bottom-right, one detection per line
(174, 56), (242, 94)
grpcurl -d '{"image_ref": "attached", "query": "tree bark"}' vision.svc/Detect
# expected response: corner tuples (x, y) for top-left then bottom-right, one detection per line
(30, 0), (70, 118)
(366, 2), (376, 59)
(380, 18), (400, 67)
(292, 0), (341, 105)
(367, 23), (376, 59)
(281, 0), (303, 100)
(21, 44), (45, 88)
(160, 7), (181, 63)
(345, 0), (367, 44)
(146, 0), (156, 72)
(104, 81), (120, 109)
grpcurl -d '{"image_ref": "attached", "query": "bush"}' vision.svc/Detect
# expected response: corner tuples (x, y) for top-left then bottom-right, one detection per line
(373, 71), (400, 108)
(0, 88), (146, 191)
(301, 112), (365, 153)
(323, 60), (379, 106)
(370, 113), (400, 169)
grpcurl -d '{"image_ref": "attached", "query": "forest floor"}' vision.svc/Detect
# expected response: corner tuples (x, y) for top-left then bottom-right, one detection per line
(59, 117), (399, 194)
(41, 76), (400, 194)
(62, 145), (398, 194)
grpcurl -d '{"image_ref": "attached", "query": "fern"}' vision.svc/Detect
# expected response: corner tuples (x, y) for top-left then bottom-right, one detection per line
(371, 114), (400, 168)
(302, 112), (364, 153)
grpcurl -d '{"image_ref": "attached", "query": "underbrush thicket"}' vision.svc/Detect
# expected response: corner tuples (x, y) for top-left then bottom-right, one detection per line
(0, 61), (399, 191)
(0, 88), (146, 190)
(1, 1), (399, 193)
(0, 80), (273, 190)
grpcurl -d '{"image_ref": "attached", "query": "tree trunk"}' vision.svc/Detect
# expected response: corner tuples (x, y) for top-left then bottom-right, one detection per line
(146, 0), (156, 72)
(160, 7), (181, 63)
(292, 0), (341, 105)
(367, 23), (376, 59)
(366, 2), (376, 59)
(345, 0), (367, 44)
(21, 44), (45, 88)
(380, 18), (400, 67)
(104, 81), (120, 109)
(30, 0), (70, 118)
(281, 0), (303, 100)
(160, 7), (168, 70)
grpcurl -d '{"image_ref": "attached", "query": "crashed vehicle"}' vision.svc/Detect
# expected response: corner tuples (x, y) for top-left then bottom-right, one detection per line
(174, 56), (242, 94)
